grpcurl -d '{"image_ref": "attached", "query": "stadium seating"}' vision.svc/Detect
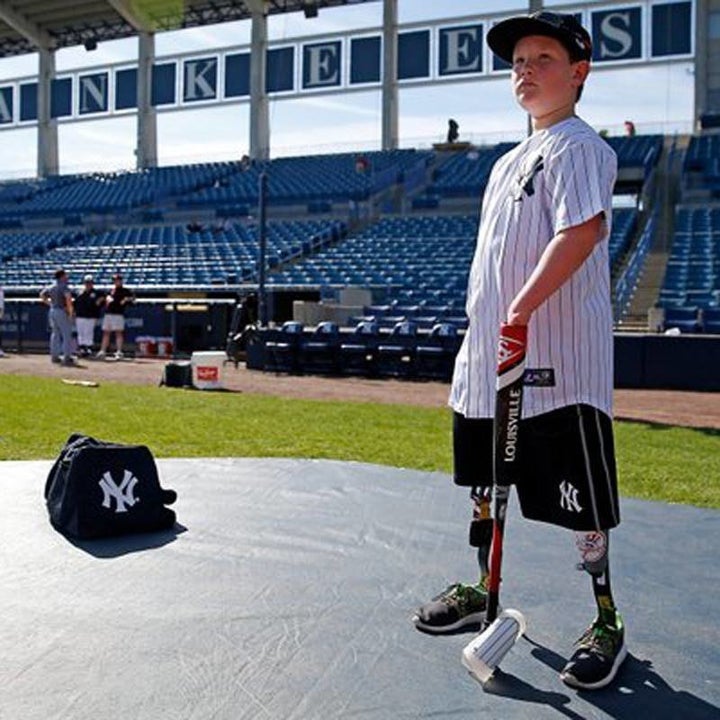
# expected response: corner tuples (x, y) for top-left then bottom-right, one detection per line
(338, 320), (380, 377)
(297, 321), (341, 375)
(376, 320), (418, 378)
(414, 322), (460, 381)
(657, 207), (720, 312)
(263, 321), (304, 373)
(267, 214), (477, 314)
(0, 218), (345, 289)
(424, 143), (514, 199)
(609, 208), (638, 271)
(178, 149), (432, 211)
(3, 135), (715, 363)
(702, 307), (720, 334)
(0, 163), (238, 219)
(662, 306), (701, 333)
(605, 134), (663, 176)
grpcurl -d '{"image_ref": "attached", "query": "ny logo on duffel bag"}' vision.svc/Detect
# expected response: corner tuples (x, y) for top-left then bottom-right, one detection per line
(99, 469), (139, 513)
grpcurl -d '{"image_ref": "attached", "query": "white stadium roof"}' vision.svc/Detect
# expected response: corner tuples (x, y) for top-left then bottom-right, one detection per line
(0, 0), (378, 58)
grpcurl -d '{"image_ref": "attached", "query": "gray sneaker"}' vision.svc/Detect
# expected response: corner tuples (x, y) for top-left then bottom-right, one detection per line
(413, 583), (487, 633)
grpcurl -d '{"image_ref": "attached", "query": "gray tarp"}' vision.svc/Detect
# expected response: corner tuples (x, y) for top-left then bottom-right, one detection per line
(1, 458), (718, 719)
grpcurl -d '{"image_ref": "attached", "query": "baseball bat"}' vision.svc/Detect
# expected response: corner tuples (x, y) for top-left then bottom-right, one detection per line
(485, 322), (528, 626)
(461, 323), (528, 685)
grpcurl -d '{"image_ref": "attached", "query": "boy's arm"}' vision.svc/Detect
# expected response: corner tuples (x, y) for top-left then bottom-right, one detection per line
(506, 213), (605, 326)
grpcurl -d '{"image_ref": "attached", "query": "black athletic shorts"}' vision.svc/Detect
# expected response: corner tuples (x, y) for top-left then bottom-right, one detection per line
(453, 404), (620, 531)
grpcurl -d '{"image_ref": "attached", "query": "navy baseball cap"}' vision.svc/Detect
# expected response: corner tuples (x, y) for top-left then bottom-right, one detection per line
(487, 11), (592, 64)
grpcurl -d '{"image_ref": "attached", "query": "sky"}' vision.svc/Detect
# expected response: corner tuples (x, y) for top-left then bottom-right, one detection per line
(0, 0), (696, 179)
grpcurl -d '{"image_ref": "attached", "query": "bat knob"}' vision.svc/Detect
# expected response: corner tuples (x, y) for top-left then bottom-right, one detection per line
(461, 609), (527, 684)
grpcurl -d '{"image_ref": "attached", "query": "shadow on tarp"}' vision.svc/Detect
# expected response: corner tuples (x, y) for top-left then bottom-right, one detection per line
(66, 522), (188, 558)
(494, 635), (720, 720)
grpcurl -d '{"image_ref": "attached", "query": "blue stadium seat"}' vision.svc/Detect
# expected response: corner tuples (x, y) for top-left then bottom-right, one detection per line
(415, 322), (459, 381)
(338, 320), (379, 377)
(662, 306), (700, 334)
(264, 321), (304, 373)
(376, 320), (418, 378)
(702, 307), (720, 334)
(298, 321), (340, 375)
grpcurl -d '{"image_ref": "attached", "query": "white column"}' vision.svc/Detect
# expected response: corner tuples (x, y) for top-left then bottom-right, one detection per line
(381, 0), (398, 151)
(37, 48), (58, 177)
(249, 5), (270, 160)
(136, 31), (158, 169)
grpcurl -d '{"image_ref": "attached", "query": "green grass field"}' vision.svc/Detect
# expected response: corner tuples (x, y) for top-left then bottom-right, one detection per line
(0, 375), (717, 509)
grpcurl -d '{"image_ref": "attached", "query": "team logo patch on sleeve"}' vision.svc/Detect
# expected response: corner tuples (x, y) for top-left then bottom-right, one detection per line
(523, 368), (555, 386)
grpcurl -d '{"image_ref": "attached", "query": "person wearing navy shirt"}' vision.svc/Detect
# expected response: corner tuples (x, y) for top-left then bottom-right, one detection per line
(96, 273), (135, 360)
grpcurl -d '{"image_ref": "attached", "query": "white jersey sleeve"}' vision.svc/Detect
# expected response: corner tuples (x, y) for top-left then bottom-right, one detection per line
(549, 135), (615, 237)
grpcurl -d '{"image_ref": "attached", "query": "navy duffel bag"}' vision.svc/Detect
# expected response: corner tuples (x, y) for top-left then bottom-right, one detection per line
(45, 433), (177, 539)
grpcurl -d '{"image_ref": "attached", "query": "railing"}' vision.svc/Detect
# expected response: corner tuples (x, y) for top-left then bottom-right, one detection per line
(0, 296), (237, 358)
(613, 211), (657, 323)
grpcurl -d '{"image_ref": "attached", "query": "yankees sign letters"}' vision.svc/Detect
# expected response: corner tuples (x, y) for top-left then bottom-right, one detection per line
(45, 434), (177, 539)
(0, 0), (694, 128)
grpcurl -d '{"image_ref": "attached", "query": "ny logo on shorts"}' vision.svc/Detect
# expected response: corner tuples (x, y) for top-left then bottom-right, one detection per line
(559, 480), (583, 513)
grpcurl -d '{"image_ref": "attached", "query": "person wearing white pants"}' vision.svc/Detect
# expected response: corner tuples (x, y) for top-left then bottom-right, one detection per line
(74, 275), (104, 356)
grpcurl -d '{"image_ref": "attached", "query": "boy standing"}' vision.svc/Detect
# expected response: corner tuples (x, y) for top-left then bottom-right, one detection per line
(413, 12), (626, 690)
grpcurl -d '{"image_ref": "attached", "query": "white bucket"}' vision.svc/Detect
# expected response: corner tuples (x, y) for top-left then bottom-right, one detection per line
(191, 351), (226, 390)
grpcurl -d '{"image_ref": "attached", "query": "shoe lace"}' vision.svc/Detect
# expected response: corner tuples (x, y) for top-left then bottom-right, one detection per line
(443, 583), (484, 610)
(578, 620), (620, 657)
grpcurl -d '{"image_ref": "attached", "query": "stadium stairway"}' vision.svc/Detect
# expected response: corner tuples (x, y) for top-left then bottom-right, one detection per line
(623, 252), (670, 330)
(616, 135), (685, 331)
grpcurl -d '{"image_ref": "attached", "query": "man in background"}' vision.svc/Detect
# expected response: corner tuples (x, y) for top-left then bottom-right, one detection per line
(40, 269), (76, 366)
(97, 273), (135, 360)
(74, 274), (104, 357)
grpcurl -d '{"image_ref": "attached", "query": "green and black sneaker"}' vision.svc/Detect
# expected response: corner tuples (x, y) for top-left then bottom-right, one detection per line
(560, 615), (628, 690)
(413, 582), (487, 634)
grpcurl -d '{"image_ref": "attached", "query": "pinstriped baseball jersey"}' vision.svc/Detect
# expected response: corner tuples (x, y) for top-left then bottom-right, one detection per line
(449, 116), (618, 420)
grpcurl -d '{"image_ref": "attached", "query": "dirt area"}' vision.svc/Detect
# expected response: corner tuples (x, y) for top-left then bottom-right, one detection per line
(1, 352), (718, 430)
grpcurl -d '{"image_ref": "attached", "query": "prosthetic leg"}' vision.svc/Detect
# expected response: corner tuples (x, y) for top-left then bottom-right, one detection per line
(468, 487), (493, 589)
(411, 488), (492, 633)
(560, 529), (628, 689)
(574, 530), (620, 627)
